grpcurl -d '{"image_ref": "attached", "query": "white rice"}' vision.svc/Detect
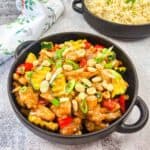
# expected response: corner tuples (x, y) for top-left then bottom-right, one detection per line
(85, 0), (150, 25)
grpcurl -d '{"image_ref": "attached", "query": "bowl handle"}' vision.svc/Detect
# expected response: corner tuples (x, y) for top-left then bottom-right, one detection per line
(117, 96), (149, 133)
(72, 0), (83, 14)
(15, 41), (35, 58)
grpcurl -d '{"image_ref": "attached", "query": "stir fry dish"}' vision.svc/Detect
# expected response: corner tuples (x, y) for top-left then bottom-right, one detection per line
(12, 39), (129, 135)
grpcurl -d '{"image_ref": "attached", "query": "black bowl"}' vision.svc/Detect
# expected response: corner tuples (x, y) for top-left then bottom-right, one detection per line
(8, 32), (149, 145)
(72, 0), (150, 39)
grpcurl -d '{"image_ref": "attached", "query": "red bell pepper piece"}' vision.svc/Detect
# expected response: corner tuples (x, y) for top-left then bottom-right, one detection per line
(119, 95), (126, 113)
(16, 63), (33, 74)
(84, 41), (91, 49)
(102, 99), (117, 111)
(24, 63), (33, 71)
(80, 58), (87, 68)
(95, 44), (104, 50)
(58, 116), (73, 128)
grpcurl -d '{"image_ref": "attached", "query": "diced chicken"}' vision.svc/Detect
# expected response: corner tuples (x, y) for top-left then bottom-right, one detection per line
(87, 105), (105, 125)
(85, 121), (108, 132)
(104, 111), (121, 121)
(17, 87), (38, 109)
(86, 95), (98, 110)
(60, 118), (82, 135)
(30, 105), (55, 121)
(51, 101), (71, 118)
(40, 89), (54, 101)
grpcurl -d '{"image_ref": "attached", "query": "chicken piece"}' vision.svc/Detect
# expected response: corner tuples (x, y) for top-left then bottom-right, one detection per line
(86, 95), (98, 110)
(28, 114), (58, 131)
(30, 105), (55, 121)
(74, 110), (86, 119)
(38, 50), (49, 63)
(87, 105), (105, 125)
(12, 81), (21, 93)
(40, 89), (54, 101)
(85, 121), (108, 132)
(60, 118), (82, 135)
(17, 87), (38, 109)
(64, 70), (99, 80)
(18, 76), (27, 85)
(104, 111), (121, 121)
(51, 101), (71, 118)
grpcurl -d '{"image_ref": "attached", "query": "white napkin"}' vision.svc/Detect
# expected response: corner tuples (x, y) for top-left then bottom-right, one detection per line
(0, 0), (64, 65)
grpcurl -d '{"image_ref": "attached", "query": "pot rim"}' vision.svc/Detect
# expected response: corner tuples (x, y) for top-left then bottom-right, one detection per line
(8, 32), (139, 139)
(82, 0), (150, 27)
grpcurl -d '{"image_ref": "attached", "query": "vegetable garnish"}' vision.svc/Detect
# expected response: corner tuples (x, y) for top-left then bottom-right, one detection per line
(84, 41), (91, 49)
(16, 63), (33, 74)
(95, 44), (104, 50)
(31, 66), (50, 90)
(25, 53), (37, 63)
(58, 117), (73, 128)
(24, 63), (33, 71)
(102, 99), (117, 111)
(55, 47), (66, 59)
(104, 62), (113, 69)
(25, 71), (33, 81)
(95, 92), (102, 102)
(56, 59), (63, 69)
(66, 79), (76, 94)
(41, 41), (53, 49)
(80, 58), (87, 67)
(119, 95), (126, 113)
(80, 99), (88, 114)
(66, 60), (79, 70)
(19, 86), (27, 93)
(51, 98), (60, 106)
(125, 0), (136, 4)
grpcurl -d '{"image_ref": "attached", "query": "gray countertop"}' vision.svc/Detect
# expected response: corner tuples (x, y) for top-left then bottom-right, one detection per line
(0, 0), (150, 150)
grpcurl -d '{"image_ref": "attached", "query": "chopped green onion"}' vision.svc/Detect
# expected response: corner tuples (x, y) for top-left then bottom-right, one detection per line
(102, 46), (113, 54)
(94, 57), (104, 63)
(66, 60), (79, 70)
(25, 71), (33, 80)
(107, 52), (116, 61)
(79, 99), (88, 114)
(95, 92), (102, 102)
(66, 79), (76, 94)
(125, 0), (136, 4)
(19, 86), (27, 93)
(56, 59), (63, 68)
(104, 62), (113, 69)
(115, 67), (127, 74)
(51, 98), (60, 106)
(55, 47), (66, 59)
(41, 42), (53, 50)
(96, 46), (116, 62)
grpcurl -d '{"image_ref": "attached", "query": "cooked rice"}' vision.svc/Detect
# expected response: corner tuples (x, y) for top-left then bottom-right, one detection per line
(85, 0), (150, 25)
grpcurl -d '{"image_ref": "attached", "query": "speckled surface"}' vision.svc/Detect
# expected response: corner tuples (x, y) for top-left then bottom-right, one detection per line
(0, 0), (150, 150)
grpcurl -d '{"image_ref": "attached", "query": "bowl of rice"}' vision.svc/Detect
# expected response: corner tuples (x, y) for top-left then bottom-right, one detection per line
(72, 0), (150, 38)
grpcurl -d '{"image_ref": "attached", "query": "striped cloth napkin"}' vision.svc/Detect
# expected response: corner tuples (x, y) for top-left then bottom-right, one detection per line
(0, 0), (64, 65)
